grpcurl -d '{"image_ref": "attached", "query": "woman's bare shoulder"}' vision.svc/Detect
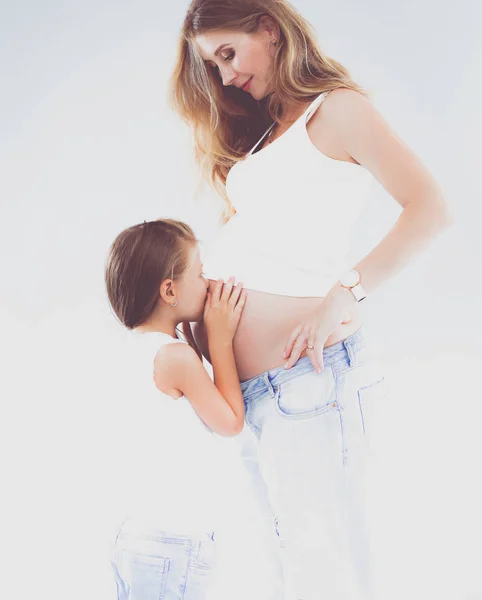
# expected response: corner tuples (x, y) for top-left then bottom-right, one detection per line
(310, 88), (375, 135)
(323, 87), (372, 113)
(307, 88), (373, 163)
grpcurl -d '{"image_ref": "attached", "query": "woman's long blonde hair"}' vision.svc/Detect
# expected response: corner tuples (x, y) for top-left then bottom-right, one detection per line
(170, 0), (366, 224)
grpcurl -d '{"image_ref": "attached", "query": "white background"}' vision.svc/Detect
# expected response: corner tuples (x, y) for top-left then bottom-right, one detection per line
(1, 1), (481, 598)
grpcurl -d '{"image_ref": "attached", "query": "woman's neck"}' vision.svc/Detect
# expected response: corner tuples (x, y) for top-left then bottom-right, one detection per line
(279, 99), (310, 122)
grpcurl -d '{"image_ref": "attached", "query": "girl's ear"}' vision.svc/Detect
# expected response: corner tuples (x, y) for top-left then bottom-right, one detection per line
(181, 321), (203, 361)
(159, 279), (174, 304)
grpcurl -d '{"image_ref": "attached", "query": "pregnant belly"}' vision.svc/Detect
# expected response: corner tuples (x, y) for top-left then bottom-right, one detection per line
(192, 281), (361, 382)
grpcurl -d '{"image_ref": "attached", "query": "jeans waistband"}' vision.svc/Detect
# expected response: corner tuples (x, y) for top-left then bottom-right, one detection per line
(118, 517), (215, 543)
(240, 327), (364, 400)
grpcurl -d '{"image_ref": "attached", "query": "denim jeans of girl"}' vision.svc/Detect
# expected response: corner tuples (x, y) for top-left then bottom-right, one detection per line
(239, 328), (386, 600)
(110, 518), (216, 600)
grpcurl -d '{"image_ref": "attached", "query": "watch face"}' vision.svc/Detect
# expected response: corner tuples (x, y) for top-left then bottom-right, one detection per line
(341, 270), (360, 287)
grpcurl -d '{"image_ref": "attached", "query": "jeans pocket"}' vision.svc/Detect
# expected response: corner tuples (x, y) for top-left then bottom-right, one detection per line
(123, 551), (171, 600)
(189, 537), (216, 571)
(275, 366), (338, 419)
(357, 376), (387, 457)
(358, 377), (386, 434)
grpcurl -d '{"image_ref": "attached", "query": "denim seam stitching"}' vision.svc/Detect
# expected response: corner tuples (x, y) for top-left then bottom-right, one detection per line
(332, 359), (368, 376)
(241, 343), (364, 399)
(334, 369), (347, 466)
(357, 377), (385, 435)
(178, 542), (194, 599)
(118, 534), (193, 545)
(242, 362), (317, 400)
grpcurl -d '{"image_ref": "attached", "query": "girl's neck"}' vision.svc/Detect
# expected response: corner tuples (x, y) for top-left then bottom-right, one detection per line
(134, 318), (179, 338)
(136, 326), (178, 338)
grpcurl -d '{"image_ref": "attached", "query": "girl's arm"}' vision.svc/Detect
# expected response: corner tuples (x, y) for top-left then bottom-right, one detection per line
(155, 280), (246, 436)
(154, 343), (244, 437)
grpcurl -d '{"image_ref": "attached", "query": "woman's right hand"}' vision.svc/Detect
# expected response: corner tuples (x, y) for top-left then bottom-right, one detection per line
(203, 276), (246, 345)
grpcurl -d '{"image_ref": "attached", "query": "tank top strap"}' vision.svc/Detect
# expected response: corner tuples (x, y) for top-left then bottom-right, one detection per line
(153, 332), (187, 366)
(246, 91), (330, 157)
(158, 332), (188, 346)
(246, 122), (276, 157)
(303, 91), (331, 124)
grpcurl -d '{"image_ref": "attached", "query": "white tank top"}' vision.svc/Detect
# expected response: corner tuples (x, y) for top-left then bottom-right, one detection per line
(202, 92), (374, 297)
(123, 332), (219, 536)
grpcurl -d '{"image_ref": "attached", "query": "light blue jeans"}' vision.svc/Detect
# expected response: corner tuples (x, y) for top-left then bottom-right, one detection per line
(239, 327), (386, 600)
(110, 518), (216, 600)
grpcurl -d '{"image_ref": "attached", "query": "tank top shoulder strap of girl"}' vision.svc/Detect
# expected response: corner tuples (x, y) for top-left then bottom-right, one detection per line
(158, 332), (188, 347)
(154, 332), (187, 364)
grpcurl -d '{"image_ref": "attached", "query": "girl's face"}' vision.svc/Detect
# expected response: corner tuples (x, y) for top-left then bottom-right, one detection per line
(195, 27), (277, 100)
(177, 243), (209, 321)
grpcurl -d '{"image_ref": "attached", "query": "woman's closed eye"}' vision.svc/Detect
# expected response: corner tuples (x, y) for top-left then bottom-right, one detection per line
(208, 52), (234, 71)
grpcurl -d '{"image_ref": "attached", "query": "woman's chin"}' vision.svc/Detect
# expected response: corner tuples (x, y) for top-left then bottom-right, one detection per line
(256, 83), (274, 100)
(245, 82), (269, 101)
(251, 88), (267, 100)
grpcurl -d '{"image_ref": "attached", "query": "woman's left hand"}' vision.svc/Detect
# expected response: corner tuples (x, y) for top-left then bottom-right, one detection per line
(283, 284), (356, 373)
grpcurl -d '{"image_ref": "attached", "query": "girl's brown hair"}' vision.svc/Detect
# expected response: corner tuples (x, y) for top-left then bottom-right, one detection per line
(105, 219), (198, 330)
(170, 0), (367, 224)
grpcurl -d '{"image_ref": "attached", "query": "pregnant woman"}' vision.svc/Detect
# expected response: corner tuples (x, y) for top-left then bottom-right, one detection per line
(170, 1), (452, 598)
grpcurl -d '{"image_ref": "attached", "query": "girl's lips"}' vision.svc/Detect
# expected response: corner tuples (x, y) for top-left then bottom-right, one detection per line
(242, 77), (253, 91)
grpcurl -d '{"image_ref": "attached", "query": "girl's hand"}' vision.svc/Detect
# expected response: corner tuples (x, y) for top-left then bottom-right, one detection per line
(203, 277), (246, 345)
(283, 284), (356, 373)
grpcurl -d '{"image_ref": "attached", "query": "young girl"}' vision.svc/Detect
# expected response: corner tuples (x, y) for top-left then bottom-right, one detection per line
(104, 218), (247, 600)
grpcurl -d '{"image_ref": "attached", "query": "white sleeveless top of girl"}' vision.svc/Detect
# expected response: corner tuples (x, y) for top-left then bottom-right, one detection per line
(202, 92), (374, 297)
(125, 332), (218, 536)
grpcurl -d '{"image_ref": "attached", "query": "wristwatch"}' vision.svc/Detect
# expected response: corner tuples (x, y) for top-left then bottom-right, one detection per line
(339, 269), (367, 302)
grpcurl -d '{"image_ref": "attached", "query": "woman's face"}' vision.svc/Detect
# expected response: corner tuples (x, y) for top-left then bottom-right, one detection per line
(195, 28), (276, 100)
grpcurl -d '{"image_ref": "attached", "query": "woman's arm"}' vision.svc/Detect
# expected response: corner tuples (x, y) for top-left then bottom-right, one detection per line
(320, 88), (452, 294)
(284, 89), (453, 370)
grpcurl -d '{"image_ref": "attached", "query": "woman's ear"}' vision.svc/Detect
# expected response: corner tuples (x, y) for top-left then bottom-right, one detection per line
(258, 15), (280, 42)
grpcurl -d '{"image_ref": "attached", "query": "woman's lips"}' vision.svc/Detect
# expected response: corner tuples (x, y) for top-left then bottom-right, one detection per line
(241, 77), (253, 92)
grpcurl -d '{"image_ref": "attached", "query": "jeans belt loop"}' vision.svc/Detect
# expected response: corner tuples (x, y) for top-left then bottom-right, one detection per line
(343, 338), (356, 367)
(263, 373), (276, 398)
